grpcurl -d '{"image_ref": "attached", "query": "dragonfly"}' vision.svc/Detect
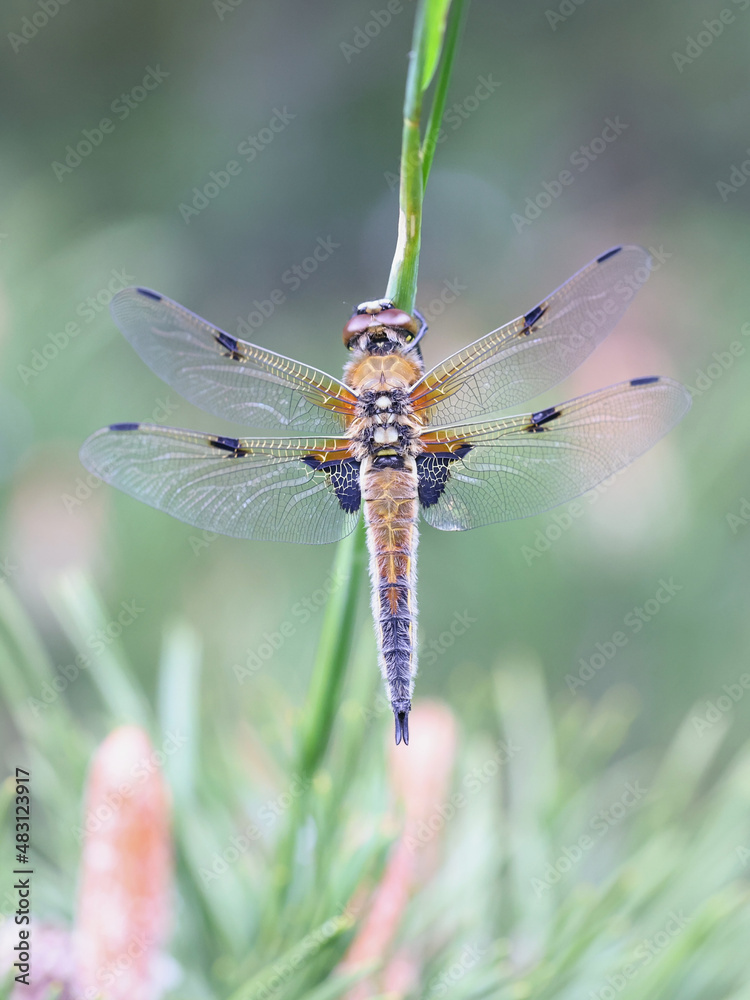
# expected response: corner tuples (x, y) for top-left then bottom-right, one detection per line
(80, 245), (691, 745)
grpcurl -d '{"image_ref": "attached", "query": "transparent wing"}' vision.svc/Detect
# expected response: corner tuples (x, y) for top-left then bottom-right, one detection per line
(411, 245), (653, 425)
(110, 287), (357, 433)
(417, 376), (690, 531)
(80, 423), (359, 544)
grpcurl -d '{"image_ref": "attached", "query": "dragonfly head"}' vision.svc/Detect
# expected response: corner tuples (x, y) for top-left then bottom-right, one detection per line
(393, 699), (411, 746)
(343, 299), (427, 354)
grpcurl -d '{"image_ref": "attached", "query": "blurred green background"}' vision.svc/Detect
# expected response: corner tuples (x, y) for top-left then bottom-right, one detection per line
(1, 0), (748, 768)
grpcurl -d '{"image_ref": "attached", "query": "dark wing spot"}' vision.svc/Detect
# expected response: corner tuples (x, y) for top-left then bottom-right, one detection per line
(630, 376), (660, 386)
(531, 406), (560, 425)
(214, 330), (244, 360)
(136, 288), (162, 300)
(109, 422), (140, 431)
(210, 436), (246, 456)
(302, 456), (361, 513)
(417, 447), (472, 508)
(212, 436), (240, 450)
(215, 331), (237, 352)
(528, 406), (561, 432)
(522, 304), (547, 333)
(596, 246), (622, 263)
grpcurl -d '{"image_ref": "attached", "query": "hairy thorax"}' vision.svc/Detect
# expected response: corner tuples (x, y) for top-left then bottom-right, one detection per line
(344, 348), (426, 466)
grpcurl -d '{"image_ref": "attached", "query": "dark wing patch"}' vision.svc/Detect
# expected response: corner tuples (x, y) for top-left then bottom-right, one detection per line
(630, 376), (660, 386)
(522, 304), (547, 332)
(528, 406), (561, 432)
(210, 436), (247, 456)
(214, 330), (244, 361)
(596, 246), (622, 263)
(109, 422), (140, 432)
(416, 448), (472, 508)
(136, 288), (162, 301)
(302, 456), (361, 513)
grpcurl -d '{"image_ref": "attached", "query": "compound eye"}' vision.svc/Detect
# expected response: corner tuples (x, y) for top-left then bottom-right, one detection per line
(377, 308), (416, 331)
(343, 313), (375, 346)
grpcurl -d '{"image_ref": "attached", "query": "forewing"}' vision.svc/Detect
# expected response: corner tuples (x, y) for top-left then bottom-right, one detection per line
(411, 245), (652, 425)
(110, 287), (357, 433)
(80, 424), (359, 544)
(418, 377), (691, 530)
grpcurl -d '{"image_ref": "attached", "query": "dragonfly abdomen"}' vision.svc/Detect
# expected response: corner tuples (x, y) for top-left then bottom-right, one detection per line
(362, 457), (419, 745)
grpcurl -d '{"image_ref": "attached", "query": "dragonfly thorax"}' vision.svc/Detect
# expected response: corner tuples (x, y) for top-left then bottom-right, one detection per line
(347, 385), (424, 466)
(343, 349), (424, 394)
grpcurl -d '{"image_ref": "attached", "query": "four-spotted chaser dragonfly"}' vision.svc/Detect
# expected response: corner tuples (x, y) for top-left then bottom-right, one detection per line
(80, 245), (690, 745)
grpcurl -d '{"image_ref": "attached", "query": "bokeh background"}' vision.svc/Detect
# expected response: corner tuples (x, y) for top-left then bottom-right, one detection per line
(1, 0), (746, 747)
(1, 0), (749, 996)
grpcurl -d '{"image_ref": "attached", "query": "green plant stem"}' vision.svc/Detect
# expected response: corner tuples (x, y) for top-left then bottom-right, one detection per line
(297, 524), (367, 778)
(385, 5), (427, 315)
(263, 0), (466, 955)
(265, 523), (366, 937)
(420, 0), (467, 186)
(385, 0), (468, 313)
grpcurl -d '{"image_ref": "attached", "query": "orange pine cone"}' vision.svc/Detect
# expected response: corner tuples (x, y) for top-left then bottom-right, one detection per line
(74, 725), (173, 1000)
